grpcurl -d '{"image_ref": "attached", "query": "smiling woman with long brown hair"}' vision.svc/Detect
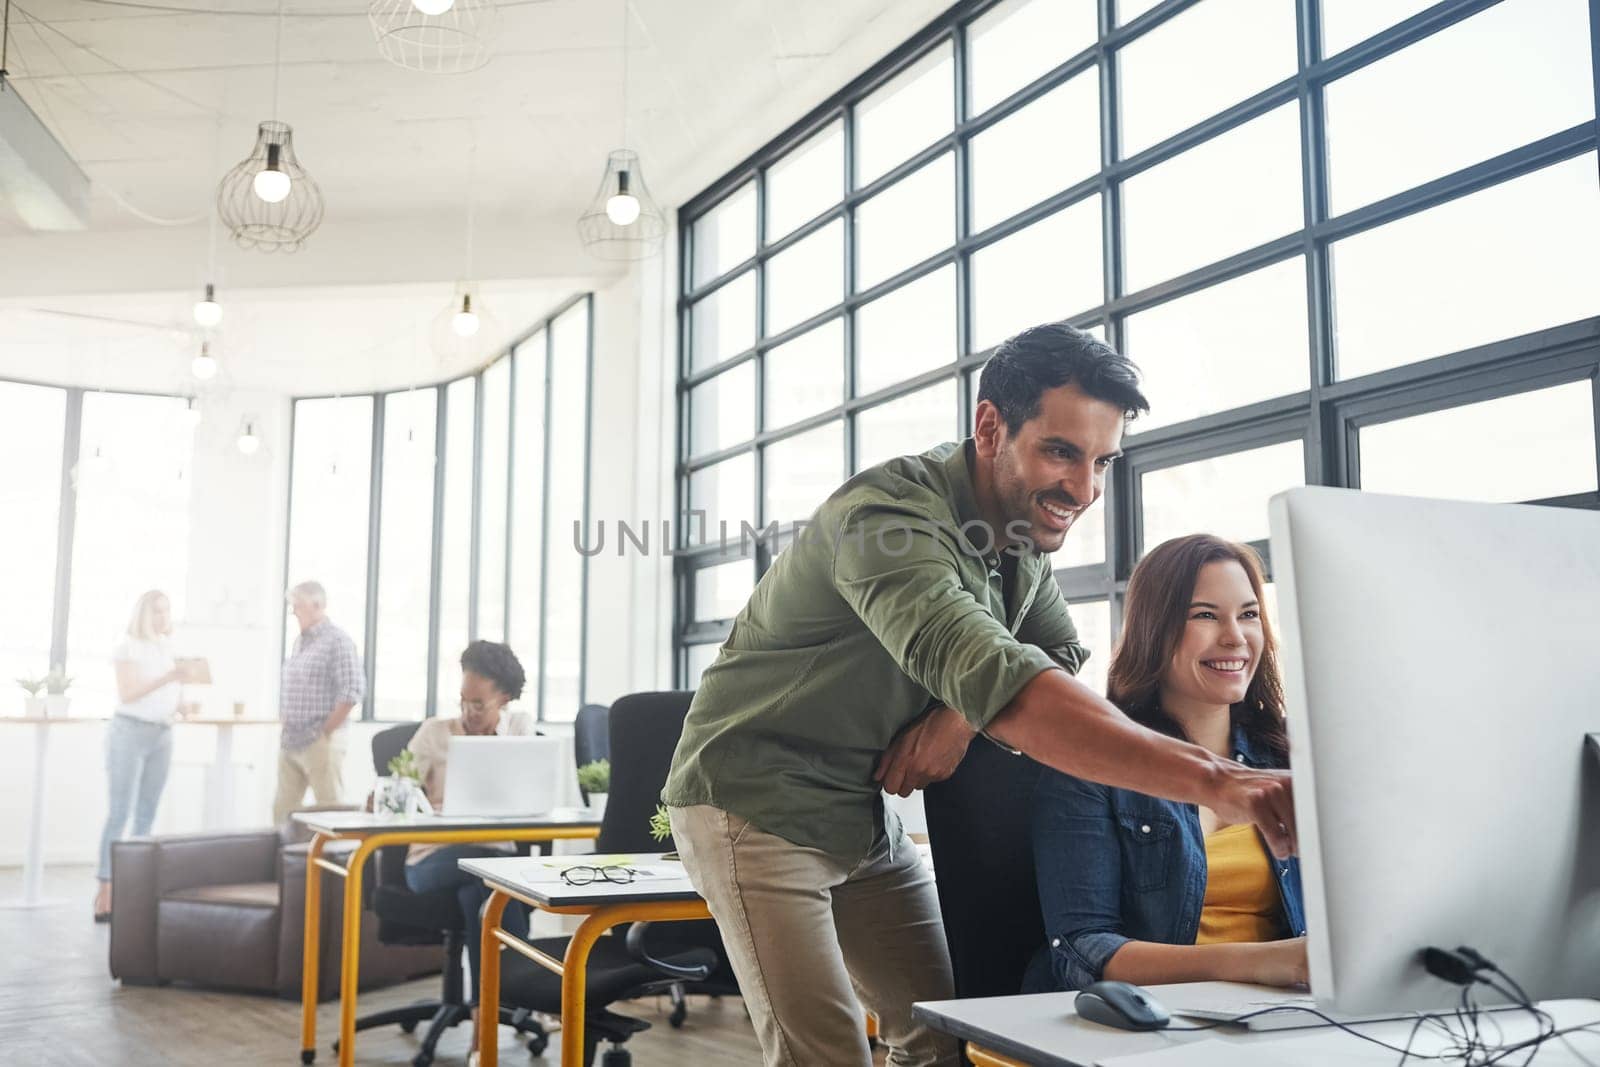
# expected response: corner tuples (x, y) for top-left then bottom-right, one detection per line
(1024, 534), (1308, 993)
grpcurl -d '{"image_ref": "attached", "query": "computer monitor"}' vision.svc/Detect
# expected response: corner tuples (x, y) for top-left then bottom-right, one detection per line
(1268, 486), (1600, 1015)
(442, 735), (563, 816)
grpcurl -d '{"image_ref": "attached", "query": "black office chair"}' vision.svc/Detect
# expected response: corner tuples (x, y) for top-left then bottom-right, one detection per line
(574, 703), (611, 803)
(924, 739), (1048, 999)
(497, 690), (736, 1067)
(346, 723), (548, 1067)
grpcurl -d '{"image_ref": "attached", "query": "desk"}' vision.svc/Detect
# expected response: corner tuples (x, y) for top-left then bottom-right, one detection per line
(914, 987), (1600, 1066)
(178, 716), (278, 829)
(1, 714), (107, 907)
(293, 810), (602, 1066)
(460, 853), (712, 1067)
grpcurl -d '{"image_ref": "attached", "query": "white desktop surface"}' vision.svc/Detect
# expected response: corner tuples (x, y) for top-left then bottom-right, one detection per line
(460, 853), (703, 908)
(913, 987), (1600, 1067)
(292, 808), (601, 835)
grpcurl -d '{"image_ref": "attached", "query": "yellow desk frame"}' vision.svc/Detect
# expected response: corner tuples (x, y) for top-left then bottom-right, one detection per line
(967, 1042), (1030, 1066)
(476, 884), (713, 1067)
(299, 825), (600, 1066)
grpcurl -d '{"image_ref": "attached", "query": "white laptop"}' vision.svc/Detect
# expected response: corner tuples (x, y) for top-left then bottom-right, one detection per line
(442, 735), (563, 816)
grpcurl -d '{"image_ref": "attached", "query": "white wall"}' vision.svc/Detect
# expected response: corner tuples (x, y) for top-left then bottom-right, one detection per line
(581, 228), (680, 701)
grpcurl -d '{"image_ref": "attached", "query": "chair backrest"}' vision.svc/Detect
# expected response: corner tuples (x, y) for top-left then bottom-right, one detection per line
(923, 740), (1046, 999)
(372, 721), (422, 776)
(594, 691), (693, 853)
(573, 703), (611, 773)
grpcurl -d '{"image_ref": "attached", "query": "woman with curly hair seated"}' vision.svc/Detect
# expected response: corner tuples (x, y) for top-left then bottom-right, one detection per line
(402, 640), (536, 1025)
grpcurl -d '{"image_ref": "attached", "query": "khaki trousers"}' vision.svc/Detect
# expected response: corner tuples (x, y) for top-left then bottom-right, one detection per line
(272, 732), (346, 827)
(669, 804), (958, 1067)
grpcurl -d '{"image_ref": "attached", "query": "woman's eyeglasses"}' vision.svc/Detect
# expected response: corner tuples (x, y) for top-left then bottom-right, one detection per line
(559, 864), (639, 886)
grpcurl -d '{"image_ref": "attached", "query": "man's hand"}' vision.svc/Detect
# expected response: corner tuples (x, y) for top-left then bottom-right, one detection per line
(874, 705), (977, 798)
(1210, 763), (1297, 859)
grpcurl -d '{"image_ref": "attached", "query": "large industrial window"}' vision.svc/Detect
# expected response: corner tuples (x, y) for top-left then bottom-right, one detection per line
(675, 0), (1600, 686)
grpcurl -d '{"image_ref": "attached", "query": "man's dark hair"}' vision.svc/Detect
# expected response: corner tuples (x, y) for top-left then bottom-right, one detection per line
(977, 321), (1150, 434)
(460, 640), (526, 700)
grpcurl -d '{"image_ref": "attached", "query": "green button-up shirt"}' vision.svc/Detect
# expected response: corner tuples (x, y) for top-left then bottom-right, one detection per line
(662, 439), (1089, 860)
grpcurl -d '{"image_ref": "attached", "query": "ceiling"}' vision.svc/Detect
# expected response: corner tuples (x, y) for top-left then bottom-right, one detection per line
(0, 279), (579, 394)
(0, 0), (953, 391)
(1, 0), (949, 239)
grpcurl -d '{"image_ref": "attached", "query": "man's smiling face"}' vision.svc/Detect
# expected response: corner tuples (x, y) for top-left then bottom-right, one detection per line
(976, 382), (1126, 554)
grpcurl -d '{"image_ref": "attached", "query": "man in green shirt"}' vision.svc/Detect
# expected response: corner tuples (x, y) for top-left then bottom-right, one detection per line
(663, 323), (1296, 1067)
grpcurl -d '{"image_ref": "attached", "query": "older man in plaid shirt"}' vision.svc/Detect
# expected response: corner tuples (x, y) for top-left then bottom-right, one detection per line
(273, 580), (366, 826)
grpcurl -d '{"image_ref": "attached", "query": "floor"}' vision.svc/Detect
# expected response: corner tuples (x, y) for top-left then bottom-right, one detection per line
(0, 864), (783, 1067)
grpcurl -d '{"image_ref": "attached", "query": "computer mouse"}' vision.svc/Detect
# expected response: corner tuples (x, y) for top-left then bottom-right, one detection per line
(1074, 980), (1172, 1031)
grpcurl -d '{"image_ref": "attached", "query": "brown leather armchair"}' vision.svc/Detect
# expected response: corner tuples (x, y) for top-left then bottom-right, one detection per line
(109, 821), (439, 999)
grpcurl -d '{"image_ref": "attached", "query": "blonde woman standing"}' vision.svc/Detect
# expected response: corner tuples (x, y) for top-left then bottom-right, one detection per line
(93, 590), (197, 922)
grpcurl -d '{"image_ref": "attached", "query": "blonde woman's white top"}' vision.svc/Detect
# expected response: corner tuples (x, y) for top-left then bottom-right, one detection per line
(113, 636), (180, 723)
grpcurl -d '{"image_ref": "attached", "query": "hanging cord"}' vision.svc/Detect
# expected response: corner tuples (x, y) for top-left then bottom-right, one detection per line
(2, 0), (13, 90)
(270, 0), (283, 121)
(464, 127), (477, 281)
(619, 0), (629, 148)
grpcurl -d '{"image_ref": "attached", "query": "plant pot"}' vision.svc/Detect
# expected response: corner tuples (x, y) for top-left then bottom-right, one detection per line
(23, 696), (46, 718)
(588, 793), (609, 819)
(44, 695), (70, 718)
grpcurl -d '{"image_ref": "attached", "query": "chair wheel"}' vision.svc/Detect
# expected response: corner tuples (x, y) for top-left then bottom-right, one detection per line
(599, 1048), (631, 1067)
(527, 1033), (550, 1055)
(669, 1001), (687, 1029)
(400, 1019), (419, 1034)
(412, 1054), (433, 1067)
(301, 1052), (316, 1065)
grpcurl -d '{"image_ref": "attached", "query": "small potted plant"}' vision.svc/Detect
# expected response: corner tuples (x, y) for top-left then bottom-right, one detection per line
(43, 666), (72, 718)
(649, 803), (672, 844)
(374, 749), (430, 816)
(577, 759), (611, 817)
(16, 677), (47, 718)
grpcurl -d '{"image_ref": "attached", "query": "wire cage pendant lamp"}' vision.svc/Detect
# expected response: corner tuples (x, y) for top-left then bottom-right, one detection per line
(218, 121), (324, 251)
(577, 0), (664, 261)
(368, 0), (499, 75)
(218, 0), (324, 252)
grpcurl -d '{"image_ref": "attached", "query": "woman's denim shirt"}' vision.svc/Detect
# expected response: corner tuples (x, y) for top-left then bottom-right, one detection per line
(1023, 724), (1306, 993)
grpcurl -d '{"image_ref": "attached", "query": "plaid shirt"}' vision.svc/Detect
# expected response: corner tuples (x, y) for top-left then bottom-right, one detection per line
(279, 619), (365, 751)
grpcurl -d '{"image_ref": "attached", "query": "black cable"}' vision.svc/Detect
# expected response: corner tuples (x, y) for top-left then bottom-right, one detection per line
(1159, 950), (1600, 1067)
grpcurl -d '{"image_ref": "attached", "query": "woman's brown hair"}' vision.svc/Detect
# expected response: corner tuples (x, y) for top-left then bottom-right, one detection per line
(1107, 534), (1288, 765)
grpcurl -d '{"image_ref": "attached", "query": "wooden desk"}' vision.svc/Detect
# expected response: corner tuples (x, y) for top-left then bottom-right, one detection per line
(292, 810), (602, 1066)
(914, 987), (1600, 1066)
(460, 853), (711, 1067)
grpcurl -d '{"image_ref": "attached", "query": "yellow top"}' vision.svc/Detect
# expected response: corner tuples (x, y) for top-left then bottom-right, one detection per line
(1194, 822), (1283, 945)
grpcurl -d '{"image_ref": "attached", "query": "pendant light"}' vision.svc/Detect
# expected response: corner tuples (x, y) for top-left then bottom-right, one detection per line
(236, 419), (262, 456)
(218, 0), (324, 252)
(192, 283), (222, 327)
(181, 396), (203, 429)
(577, 0), (664, 261)
(368, 0), (498, 75)
(433, 135), (494, 362)
(191, 340), (218, 381)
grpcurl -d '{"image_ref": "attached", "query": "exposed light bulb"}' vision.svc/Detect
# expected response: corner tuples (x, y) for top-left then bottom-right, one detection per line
(605, 193), (641, 226)
(254, 167), (291, 203)
(412, 0), (455, 13)
(192, 284), (222, 327)
(605, 168), (641, 226)
(237, 423), (261, 456)
(191, 344), (218, 381)
(182, 400), (203, 429)
(451, 292), (480, 337)
(82, 446), (109, 475)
